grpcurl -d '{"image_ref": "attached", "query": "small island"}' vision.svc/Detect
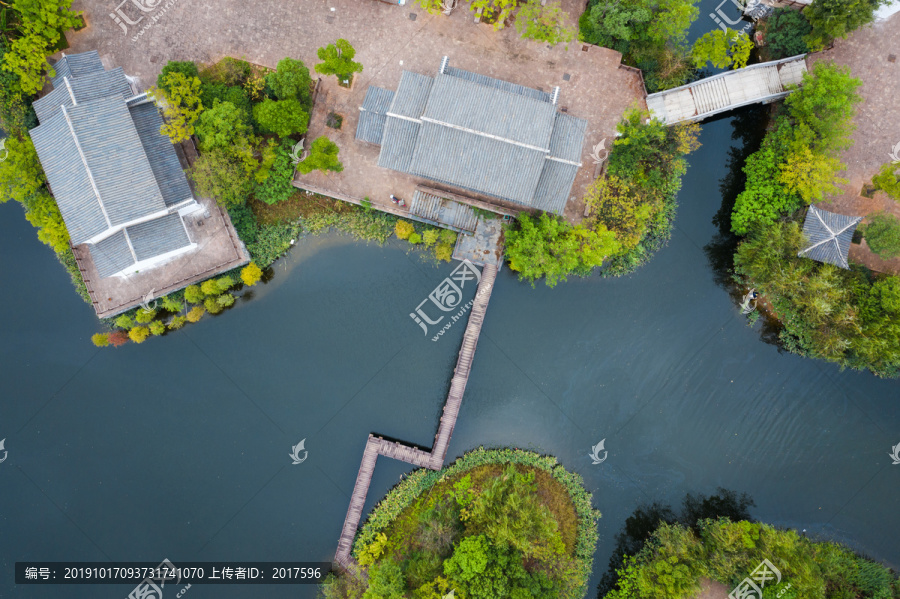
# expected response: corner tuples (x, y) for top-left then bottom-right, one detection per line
(323, 448), (600, 599)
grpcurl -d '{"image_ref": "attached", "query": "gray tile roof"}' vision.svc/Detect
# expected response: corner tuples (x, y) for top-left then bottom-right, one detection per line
(50, 51), (104, 87)
(362, 60), (586, 214)
(356, 86), (395, 145)
(443, 66), (551, 102)
(30, 109), (110, 243)
(30, 52), (198, 278)
(66, 97), (167, 227)
(34, 68), (133, 124)
(798, 205), (862, 269)
(129, 102), (193, 207)
(377, 117), (421, 172)
(548, 113), (588, 163)
(128, 213), (191, 261)
(533, 160), (579, 213)
(423, 73), (557, 149)
(389, 71), (433, 118)
(90, 230), (134, 278)
(409, 120), (546, 205)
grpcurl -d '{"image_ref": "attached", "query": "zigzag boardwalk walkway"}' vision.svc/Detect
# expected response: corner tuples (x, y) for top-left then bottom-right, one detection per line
(334, 264), (498, 569)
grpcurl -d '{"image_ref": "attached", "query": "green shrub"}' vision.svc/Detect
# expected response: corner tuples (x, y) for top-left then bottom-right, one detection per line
(216, 276), (235, 292)
(200, 279), (220, 296)
(204, 296), (224, 314)
(134, 308), (156, 324)
(303, 207), (396, 244)
(199, 83), (251, 117)
(199, 56), (252, 86)
(314, 39), (363, 82)
(267, 57), (313, 111)
(296, 136), (343, 174)
(184, 285), (205, 304)
(423, 229), (439, 247)
(227, 202), (260, 244)
(407, 232), (422, 244)
(91, 333), (109, 347)
(157, 61), (200, 92)
(873, 163), (900, 200)
(149, 321), (166, 336)
(217, 293), (236, 308)
(255, 140), (297, 205)
(765, 8), (811, 59)
(862, 212), (900, 259)
(439, 228), (457, 245)
(252, 98), (309, 138)
(168, 315), (187, 330)
(161, 295), (183, 313)
(114, 314), (134, 329)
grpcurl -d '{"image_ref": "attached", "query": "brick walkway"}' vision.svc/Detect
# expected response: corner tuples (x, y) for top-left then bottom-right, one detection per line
(807, 15), (900, 273)
(64, 0), (645, 225)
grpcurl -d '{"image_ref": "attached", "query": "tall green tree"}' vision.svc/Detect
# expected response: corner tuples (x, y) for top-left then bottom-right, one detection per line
(515, 0), (576, 45)
(314, 39), (363, 83)
(691, 30), (754, 69)
(505, 212), (620, 287)
(148, 72), (204, 143)
(803, 0), (884, 50)
(2, 0), (82, 94)
(296, 136), (343, 174)
(266, 57), (313, 111)
(190, 148), (254, 208)
(252, 98), (308, 138)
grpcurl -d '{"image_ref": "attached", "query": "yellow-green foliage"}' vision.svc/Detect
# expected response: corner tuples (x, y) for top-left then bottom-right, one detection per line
(149, 321), (166, 336)
(148, 72), (204, 143)
(184, 285), (205, 304)
(200, 279), (221, 296)
(408, 232), (422, 244)
(395, 220), (415, 240)
(91, 333), (109, 347)
(186, 306), (205, 322)
(423, 229), (439, 247)
(357, 533), (388, 567)
(434, 242), (453, 262)
(128, 326), (150, 344)
(168, 315), (187, 330)
(241, 262), (263, 286)
(135, 308), (156, 324)
(204, 296), (224, 314)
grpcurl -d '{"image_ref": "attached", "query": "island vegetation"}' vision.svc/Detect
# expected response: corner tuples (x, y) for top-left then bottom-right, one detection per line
(597, 489), (900, 599)
(505, 108), (700, 287)
(321, 448), (600, 599)
(726, 62), (900, 377)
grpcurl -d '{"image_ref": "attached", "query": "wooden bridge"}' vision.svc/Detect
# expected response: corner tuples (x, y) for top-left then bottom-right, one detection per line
(334, 263), (498, 568)
(645, 55), (808, 125)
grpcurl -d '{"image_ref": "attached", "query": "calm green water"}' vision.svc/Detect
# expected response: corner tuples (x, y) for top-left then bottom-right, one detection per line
(2, 112), (899, 598)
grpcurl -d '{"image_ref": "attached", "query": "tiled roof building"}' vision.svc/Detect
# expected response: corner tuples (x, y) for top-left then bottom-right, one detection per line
(30, 51), (200, 278)
(356, 58), (587, 215)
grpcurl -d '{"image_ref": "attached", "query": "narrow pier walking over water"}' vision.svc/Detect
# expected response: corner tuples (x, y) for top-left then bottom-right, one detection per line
(334, 263), (498, 568)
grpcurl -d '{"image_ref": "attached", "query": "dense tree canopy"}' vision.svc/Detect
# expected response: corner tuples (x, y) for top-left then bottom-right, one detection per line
(731, 63), (861, 234)
(267, 57), (313, 111)
(149, 72), (204, 143)
(803, 0), (884, 50)
(315, 39), (363, 82)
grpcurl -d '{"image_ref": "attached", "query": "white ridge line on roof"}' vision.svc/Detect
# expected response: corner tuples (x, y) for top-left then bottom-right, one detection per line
(64, 77), (77, 105)
(60, 104), (112, 229)
(385, 112), (423, 124)
(122, 228), (139, 265)
(545, 155), (582, 167)
(419, 116), (550, 154)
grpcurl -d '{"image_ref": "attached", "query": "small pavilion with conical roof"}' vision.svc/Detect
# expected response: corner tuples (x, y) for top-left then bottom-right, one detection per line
(797, 205), (862, 269)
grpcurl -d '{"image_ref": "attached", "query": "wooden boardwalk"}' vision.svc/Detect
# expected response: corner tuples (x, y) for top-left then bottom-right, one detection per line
(334, 263), (498, 568)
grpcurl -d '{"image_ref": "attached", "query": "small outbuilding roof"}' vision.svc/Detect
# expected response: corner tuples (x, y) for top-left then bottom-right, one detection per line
(798, 205), (862, 269)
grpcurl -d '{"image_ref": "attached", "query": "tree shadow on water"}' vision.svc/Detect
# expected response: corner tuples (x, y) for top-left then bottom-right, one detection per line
(703, 105), (784, 349)
(597, 488), (756, 598)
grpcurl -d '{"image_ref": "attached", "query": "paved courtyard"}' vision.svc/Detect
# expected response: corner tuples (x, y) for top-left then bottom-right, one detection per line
(66, 0), (645, 224)
(808, 15), (900, 273)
